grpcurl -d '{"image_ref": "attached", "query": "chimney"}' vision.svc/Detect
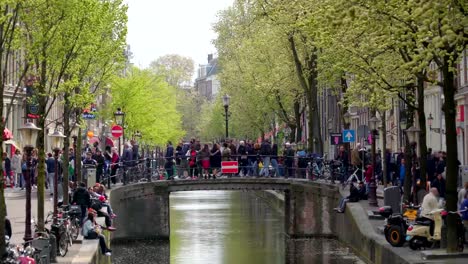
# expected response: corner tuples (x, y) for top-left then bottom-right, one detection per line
(207, 54), (213, 63)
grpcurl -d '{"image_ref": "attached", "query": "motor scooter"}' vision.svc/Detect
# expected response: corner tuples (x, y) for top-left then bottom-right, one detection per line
(378, 204), (419, 247)
(406, 208), (445, 250)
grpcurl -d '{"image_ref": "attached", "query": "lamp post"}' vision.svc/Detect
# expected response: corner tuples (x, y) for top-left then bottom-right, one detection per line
(222, 94), (230, 139)
(114, 108), (125, 156)
(49, 128), (65, 223)
(368, 115), (380, 207)
(18, 121), (41, 242)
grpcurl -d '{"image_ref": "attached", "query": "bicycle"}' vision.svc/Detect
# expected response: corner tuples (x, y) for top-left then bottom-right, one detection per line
(308, 157), (331, 181)
(342, 166), (361, 189)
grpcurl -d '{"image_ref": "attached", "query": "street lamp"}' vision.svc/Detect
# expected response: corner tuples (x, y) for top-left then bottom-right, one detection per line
(114, 108), (125, 126)
(18, 121), (41, 242)
(222, 94), (230, 139)
(48, 128), (66, 223)
(343, 112), (351, 129)
(114, 108), (125, 155)
(406, 125), (420, 144)
(368, 115), (380, 207)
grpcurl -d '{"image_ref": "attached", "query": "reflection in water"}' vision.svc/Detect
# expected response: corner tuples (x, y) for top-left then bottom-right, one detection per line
(112, 190), (364, 264)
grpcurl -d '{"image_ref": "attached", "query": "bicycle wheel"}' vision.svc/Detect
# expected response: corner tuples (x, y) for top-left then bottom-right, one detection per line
(58, 233), (68, 257)
(70, 218), (80, 241)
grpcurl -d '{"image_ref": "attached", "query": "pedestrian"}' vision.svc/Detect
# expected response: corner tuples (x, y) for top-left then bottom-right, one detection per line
(237, 141), (248, 176)
(175, 142), (183, 178)
(82, 212), (112, 256)
(188, 145), (197, 179)
(110, 147), (119, 184)
(2, 152), (11, 188)
(210, 143), (221, 179)
(165, 141), (174, 180)
(259, 139), (272, 177)
(200, 144), (211, 179)
(458, 182), (468, 209)
(431, 173), (446, 199)
(94, 150), (105, 184)
(335, 145), (349, 183)
(11, 150), (22, 188)
(222, 142), (231, 161)
(72, 182), (91, 222)
(459, 192), (468, 242)
(270, 143), (280, 177)
(122, 143), (133, 184)
(283, 142), (295, 178)
(45, 153), (55, 196)
(334, 182), (361, 213)
(399, 158), (406, 192)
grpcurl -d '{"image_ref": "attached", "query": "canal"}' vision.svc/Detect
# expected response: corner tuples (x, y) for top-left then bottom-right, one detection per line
(112, 190), (365, 264)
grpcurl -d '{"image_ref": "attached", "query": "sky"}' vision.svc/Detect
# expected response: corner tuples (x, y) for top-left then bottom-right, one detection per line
(125, 0), (234, 69)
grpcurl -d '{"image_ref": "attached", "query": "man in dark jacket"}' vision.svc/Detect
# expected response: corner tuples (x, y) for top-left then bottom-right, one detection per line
(260, 139), (272, 177)
(93, 150), (105, 184)
(238, 141), (248, 176)
(334, 183), (361, 213)
(73, 182), (91, 221)
(165, 141), (174, 179)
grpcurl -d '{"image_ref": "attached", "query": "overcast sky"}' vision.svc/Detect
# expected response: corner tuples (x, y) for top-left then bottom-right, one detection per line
(125, 0), (233, 69)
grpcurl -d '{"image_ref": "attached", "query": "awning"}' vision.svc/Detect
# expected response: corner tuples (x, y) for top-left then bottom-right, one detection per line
(105, 137), (114, 147)
(3, 128), (13, 140)
(88, 136), (99, 145)
(4, 139), (19, 149)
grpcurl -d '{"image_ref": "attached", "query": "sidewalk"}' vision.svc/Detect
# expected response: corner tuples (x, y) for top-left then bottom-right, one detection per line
(339, 184), (468, 263)
(5, 187), (83, 263)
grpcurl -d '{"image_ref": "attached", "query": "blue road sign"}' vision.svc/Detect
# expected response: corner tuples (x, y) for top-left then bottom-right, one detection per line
(342, 129), (356, 143)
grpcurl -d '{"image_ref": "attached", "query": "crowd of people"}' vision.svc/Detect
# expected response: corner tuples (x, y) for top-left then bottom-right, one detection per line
(163, 139), (312, 180)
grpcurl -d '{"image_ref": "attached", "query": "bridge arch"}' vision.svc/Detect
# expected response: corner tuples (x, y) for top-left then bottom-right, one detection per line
(109, 179), (341, 242)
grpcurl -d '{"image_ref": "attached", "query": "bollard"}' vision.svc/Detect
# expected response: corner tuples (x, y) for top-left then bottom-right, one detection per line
(440, 221), (447, 248)
(49, 234), (57, 263)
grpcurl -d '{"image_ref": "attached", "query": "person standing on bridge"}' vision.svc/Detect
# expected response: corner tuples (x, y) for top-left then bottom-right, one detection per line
(259, 139), (272, 177)
(210, 143), (221, 179)
(165, 141), (175, 180)
(238, 141), (248, 177)
(283, 143), (295, 178)
(200, 144), (211, 179)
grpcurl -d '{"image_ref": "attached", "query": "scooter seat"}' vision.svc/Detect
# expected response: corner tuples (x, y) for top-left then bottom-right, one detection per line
(415, 218), (432, 226)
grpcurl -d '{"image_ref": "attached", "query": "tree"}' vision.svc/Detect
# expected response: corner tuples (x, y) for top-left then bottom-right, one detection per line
(213, 1), (304, 141)
(149, 54), (194, 88)
(21, 0), (127, 231)
(109, 67), (184, 145)
(0, 1), (28, 257)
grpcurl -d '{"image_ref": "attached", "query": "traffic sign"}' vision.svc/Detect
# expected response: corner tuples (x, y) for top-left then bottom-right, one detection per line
(221, 161), (238, 174)
(329, 133), (343, 145)
(342, 129), (355, 143)
(111, 125), (123, 138)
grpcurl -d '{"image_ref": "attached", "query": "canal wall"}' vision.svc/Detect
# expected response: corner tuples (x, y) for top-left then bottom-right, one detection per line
(253, 183), (412, 264)
(109, 180), (412, 264)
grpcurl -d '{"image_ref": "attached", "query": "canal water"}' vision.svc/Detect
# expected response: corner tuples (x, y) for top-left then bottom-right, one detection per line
(112, 190), (365, 264)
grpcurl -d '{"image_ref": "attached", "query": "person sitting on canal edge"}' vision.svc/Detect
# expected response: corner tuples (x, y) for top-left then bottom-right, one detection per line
(83, 212), (112, 256)
(334, 182), (361, 213)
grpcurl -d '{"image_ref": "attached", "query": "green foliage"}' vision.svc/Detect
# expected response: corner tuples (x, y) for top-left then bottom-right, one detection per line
(149, 54), (195, 88)
(109, 67), (184, 145)
(213, 0), (303, 140)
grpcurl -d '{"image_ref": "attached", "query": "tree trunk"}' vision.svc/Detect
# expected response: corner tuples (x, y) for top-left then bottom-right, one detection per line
(381, 111), (388, 187)
(76, 125), (82, 183)
(403, 109), (414, 203)
(441, 57), (459, 253)
(36, 115), (46, 232)
(416, 75), (428, 189)
(62, 94), (71, 205)
(294, 99), (301, 142)
(307, 50), (323, 154)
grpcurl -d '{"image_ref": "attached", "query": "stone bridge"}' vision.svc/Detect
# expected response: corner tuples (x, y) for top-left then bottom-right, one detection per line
(109, 178), (342, 241)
